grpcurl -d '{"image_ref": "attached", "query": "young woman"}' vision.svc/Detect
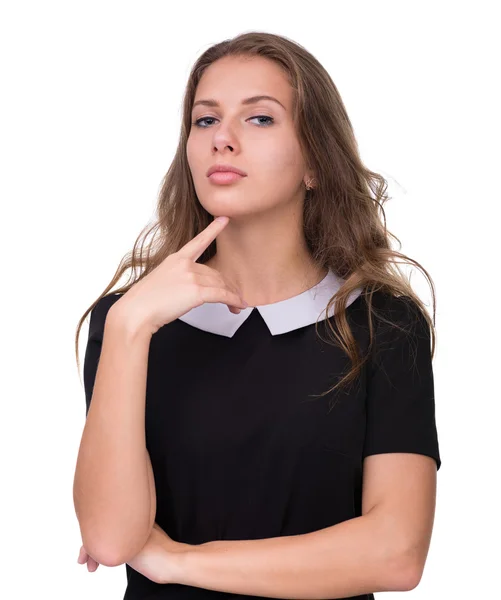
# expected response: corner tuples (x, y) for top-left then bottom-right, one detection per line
(73, 31), (441, 600)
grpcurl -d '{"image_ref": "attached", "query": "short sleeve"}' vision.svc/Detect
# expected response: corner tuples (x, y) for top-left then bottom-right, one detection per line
(363, 294), (441, 471)
(83, 293), (122, 416)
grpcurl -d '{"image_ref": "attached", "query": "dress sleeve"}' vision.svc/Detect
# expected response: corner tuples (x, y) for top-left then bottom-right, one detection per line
(363, 294), (442, 471)
(83, 294), (122, 416)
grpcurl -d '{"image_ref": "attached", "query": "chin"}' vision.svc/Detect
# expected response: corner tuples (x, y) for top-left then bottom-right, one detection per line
(199, 193), (273, 219)
(200, 200), (250, 218)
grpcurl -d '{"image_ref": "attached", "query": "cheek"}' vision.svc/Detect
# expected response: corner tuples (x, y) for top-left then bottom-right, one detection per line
(262, 136), (304, 174)
(186, 136), (204, 175)
(186, 138), (196, 171)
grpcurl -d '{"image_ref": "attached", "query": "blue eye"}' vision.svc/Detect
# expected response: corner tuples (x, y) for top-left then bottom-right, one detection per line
(192, 115), (275, 128)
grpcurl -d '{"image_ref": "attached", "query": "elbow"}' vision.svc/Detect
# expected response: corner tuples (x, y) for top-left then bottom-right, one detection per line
(82, 540), (140, 569)
(80, 536), (122, 568)
(74, 497), (154, 567)
(402, 561), (424, 591)
(369, 507), (428, 592)
(396, 563), (423, 592)
(386, 549), (424, 592)
(88, 547), (124, 568)
(81, 529), (151, 568)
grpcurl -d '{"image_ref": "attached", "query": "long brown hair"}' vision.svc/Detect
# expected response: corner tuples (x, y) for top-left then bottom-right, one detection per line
(74, 31), (436, 399)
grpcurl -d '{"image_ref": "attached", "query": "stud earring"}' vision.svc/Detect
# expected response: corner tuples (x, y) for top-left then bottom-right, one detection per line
(305, 177), (315, 191)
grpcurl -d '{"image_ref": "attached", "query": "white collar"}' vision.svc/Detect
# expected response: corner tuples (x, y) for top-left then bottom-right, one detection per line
(177, 269), (363, 338)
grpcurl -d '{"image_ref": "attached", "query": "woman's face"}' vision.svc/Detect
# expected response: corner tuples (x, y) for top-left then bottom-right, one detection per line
(187, 55), (309, 219)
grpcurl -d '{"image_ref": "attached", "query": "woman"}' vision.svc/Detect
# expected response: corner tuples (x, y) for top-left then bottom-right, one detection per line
(74, 31), (441, 600)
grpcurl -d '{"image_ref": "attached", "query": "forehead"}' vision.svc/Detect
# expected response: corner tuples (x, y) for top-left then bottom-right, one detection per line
(193, 56), (292, 110)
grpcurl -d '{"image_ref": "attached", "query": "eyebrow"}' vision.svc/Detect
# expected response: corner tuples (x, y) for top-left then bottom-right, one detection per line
(192, 95), (286, 111)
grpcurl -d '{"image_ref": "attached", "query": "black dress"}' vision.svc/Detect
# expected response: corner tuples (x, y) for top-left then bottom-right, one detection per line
(83, 269), (441, 600)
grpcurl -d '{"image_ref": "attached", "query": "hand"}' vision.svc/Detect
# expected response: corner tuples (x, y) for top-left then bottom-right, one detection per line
(111, 216), (249, 336)
(126, 522), (187, 584)
(77, 544), (100, 572)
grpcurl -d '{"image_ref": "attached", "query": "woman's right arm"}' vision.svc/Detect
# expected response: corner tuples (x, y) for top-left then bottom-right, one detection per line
(73, 217), (248, 567)
(73, 301), (156, 568)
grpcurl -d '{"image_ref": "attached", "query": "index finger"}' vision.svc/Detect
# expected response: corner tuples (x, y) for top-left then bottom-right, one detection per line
(177, 216), (229, 262)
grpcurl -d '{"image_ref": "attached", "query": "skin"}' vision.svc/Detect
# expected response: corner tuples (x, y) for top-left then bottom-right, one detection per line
(77, 524), (185, 583)
(78, 54), (328, 583)
(186, 54), (327, 306)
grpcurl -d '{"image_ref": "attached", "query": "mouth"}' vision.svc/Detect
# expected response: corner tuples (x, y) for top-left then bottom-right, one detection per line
(208, 171), (246, 185)
(206, 164), (247, 177)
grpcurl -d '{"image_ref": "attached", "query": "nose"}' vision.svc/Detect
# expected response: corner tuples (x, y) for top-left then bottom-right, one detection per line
(211, 122), (240, 154)
(213, 144), (234, 152)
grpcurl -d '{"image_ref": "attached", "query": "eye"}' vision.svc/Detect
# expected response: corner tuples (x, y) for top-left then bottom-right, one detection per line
(248, 115), (275, 127)
(192, 115), (275, 128)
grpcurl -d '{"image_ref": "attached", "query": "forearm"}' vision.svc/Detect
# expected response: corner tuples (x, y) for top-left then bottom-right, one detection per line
(73, 308), (154, 567)
(172, 512), (414, 599)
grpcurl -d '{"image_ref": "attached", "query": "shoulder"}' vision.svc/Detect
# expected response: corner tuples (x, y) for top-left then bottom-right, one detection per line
(366, 290), (428, 328)
(360, 290), (431, 354)
(338, 288), (428, 341)
(368, 289), (419, 314)
(88, 293), (123, 338)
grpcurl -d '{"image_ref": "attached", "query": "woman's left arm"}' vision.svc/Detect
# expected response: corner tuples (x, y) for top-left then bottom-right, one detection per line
(167, 508), (418, 598)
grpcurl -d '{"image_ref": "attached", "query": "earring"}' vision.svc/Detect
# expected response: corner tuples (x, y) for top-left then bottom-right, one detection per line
(305, 177), (315, 191)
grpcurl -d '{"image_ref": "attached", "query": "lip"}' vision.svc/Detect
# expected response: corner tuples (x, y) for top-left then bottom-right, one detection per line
(206, 163), (247, 177)
(208, 172), (245, 185)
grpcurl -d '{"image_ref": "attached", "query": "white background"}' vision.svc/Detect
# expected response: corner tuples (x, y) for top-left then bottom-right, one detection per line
(1, 1), (499, 598)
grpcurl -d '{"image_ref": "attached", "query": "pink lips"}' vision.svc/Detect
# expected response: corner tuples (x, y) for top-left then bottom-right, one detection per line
(208, 172), (245, 185)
